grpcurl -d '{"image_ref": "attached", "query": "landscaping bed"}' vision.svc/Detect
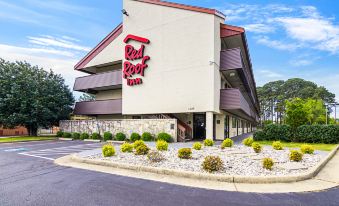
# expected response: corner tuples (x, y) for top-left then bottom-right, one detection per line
(84, 142), (328, 177)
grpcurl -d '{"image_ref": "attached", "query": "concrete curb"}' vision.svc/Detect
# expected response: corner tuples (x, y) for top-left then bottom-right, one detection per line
(58, 138), (73, 141)
(83, 139), (101, 142)
(69, 145), (338, 184)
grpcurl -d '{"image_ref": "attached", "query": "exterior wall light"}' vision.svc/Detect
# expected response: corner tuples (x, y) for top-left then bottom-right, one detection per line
(230, 72), (235, 77)
(121, 9), (129, 16)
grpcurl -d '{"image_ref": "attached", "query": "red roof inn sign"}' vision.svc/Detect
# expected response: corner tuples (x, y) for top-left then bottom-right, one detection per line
(123, 34), (151, 86)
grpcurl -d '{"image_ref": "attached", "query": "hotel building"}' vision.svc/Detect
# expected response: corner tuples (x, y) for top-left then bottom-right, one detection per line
(71, 0), (260, 141)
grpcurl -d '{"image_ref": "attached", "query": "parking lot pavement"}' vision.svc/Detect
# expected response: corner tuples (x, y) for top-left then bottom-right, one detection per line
(1, 140), (339, 206)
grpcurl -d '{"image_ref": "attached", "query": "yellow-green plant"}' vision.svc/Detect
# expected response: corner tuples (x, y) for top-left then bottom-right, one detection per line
(102, 144), (115, 157)
(120, 142), (133, 153)
(242, 137), (254, 147)
(289, 150), (303, 162)
(262, 158), (274, 170)
(300, 144), (314, 154)
(192, 142), (202, 150)
(221, 138), (233, 149)
(135, 144), (150, 155)
(156, 140), (168, 151)
(178, 148), (192, 159)
(252, 142), (262, 153)
(202, 155), (224, 172)
(203, 139), (214, 146)
(272, 141), (283, 150)
(133, 140), (145, 149)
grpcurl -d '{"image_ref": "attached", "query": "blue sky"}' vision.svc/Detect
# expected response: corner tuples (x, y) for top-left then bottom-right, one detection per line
(1, 0), (339, 106)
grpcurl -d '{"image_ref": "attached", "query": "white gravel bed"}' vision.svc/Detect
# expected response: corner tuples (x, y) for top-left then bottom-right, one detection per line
(85, 144), (327, 176)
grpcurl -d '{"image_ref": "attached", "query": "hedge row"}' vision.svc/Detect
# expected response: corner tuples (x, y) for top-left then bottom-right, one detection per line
(254, 124), (339, 144)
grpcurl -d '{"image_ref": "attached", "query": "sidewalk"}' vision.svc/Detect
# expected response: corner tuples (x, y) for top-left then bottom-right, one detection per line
(55, 148), (339, 193)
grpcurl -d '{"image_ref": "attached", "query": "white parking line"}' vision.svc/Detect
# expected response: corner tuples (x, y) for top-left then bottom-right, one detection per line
(18, 152), (56, 161)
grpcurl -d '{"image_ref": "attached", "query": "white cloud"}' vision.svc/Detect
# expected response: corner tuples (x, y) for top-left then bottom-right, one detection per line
(255, 36), (300, 51)
(243, 23), (275, 33)
(28, 35), (91, 52)
(258, 69), (283, 78)
(289, 59), (313, 66)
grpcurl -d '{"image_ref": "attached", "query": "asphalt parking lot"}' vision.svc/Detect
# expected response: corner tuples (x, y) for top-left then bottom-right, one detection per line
(0, 140), (338, 206)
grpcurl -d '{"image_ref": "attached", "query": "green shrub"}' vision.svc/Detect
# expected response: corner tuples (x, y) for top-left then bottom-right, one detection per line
(157, 132), (172, 142)
(147, 150), (165, 162)
(262, 158), (274, 170)
(120, 142), (133, 153)
(221, 138), (233, 149)
(91, 132), (101, 140)
(115, 132), (126, 141)
(56, 131), (63, 137)
(203, 139), (214, 146)
(264, 124), (292, 142)
(289, 150), (303, 162)
(192, 142), (202, 150)
(72, 132), (80, 140)
(242, 137), (254, 146)
(102, 144), (115, 157)
(80, 132), (89, 140)
(133, 140), (146, 149)
(252, 142), (262, 153)
(295, 125), (339, 143)
(141, 132), (154, 141)
(103, 131), (113, 141)
(272, 141), (283, 150)
(135, 144), (150, 155)
(178, 148), (192, 159)
(253, 130), (266, 141)
(300, 144), (314, 154)
(130, 133), (141, 142)
(202, 156), (224, 173)
(62, 132), (72, 138)
(156, 140), (168, 151)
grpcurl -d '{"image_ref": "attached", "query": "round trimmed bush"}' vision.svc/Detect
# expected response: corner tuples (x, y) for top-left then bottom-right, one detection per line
(262, 158), (274, 170)
(252, 142), (262, 153)
(202, 155), (224, 173)
(221, 138), (233, 149)
(192, 142), (202, 150)
(242, 137), (254, 147)
(157, 132), (172, 142)
(133, 140), (145, 149)
(141, 132), (154, 141)
(115, 132), (126, 141)
(147, 150), (164, 162)
(102, 144), (115, 157)
(135, 144), (150, 155)
(120, 142), (133, 153)
(80, 132), (89, 140)
(56, 131), (63, 137)
(272, 141), (283, 150)
(290, 150), (303, 162)
(300, 144), (314, 154)
(178, 148), (192, 159)
(156, 140), (168, 151)
(203, 139), (214, 146)
(72, 132), (80, 140)
(103, 131), (113, 141)
(130, 133), (141, 142)
(91, 132), (101, 140)
(62, 132), (72, 138)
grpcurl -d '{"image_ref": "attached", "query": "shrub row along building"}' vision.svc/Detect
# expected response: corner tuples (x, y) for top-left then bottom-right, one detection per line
(65, 0), (260, 142)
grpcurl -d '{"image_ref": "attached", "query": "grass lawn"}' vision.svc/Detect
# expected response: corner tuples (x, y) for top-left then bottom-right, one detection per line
(0, 136), (56, 143)
(256, 141), (337, 151)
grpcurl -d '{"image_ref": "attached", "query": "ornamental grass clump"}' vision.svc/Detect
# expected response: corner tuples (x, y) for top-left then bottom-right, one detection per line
(221, 138), (233, 149)
(203, 139), (214, 146)
(202, 156), (224, 173)
(262, 158), (274, 170)
(102, 144), (115, 157)
(242, 137), (254, 147)
(252, 142), (262, 153)
(147, 150), (165, 162)
(133, 140), (146, 149)
(135, 144), (150, 155)
(120, 142), (133, 153)
(192, 142), (202, 150)
(178, 148), (192, 159)
(156, 140), (168, 151)
(103, 131), (113, 141)
(300, 144), (315, 154)
(289, 150), (303, 162)
(272, 141), (283, 150)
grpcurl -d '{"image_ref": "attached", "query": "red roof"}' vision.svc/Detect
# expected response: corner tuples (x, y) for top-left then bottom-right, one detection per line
(220, 24), (245, 38)
(134, 0), (225, 19)
(74, 23), (123, 71)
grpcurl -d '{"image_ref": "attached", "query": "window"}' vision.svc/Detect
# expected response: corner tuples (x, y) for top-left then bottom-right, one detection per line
(232, 117), (236, 128)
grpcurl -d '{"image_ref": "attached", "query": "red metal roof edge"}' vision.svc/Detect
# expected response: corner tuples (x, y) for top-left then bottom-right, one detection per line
(74, 23), (123, 71)
(134, 0), (226, 19)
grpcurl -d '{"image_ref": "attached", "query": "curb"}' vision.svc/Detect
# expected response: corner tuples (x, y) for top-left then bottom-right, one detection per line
(58, 138), (73, 141)
(69, 145), (338, 184)
(83, 139), (101, 142)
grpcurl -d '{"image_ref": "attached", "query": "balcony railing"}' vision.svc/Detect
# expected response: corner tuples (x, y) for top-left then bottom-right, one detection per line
(73, 70), (122, 93)
(73, 99), (122, 115)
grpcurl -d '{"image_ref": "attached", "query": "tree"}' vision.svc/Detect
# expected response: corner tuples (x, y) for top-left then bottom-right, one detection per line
(285, 98), (309, 129)
(78, 93), (95, 102)
(304, 99), (326, 124)
(0, 58), (74, 136)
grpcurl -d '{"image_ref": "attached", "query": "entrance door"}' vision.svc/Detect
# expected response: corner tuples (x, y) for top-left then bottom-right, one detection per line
(193, 114), (206, 139)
